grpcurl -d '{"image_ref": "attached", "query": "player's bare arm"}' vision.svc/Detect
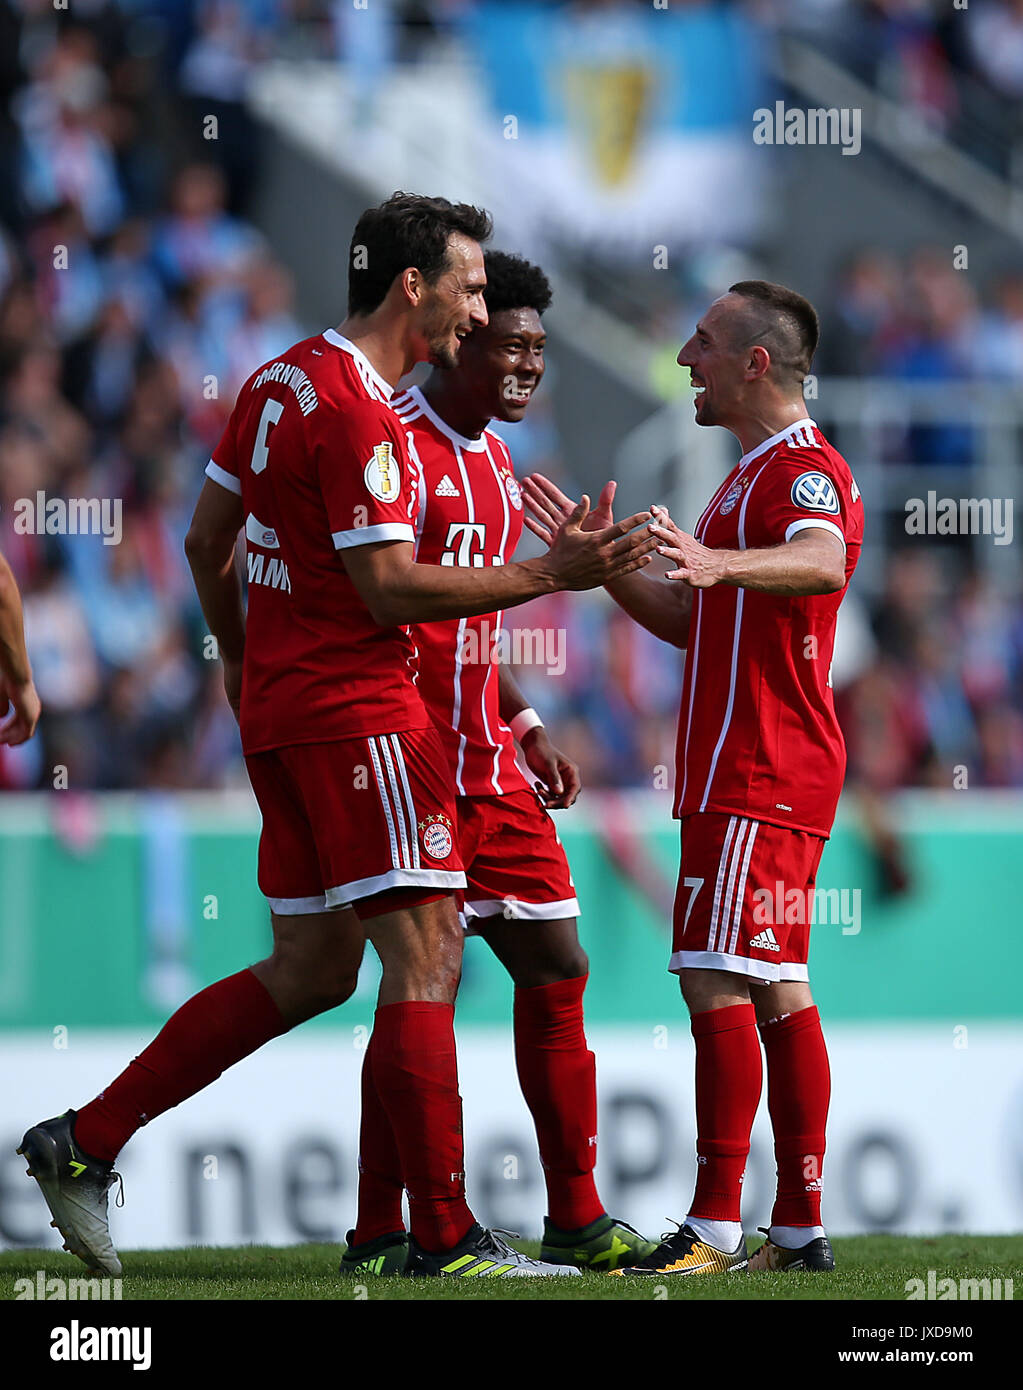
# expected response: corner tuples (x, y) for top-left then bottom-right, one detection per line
(651, 509), (846, 595)
(184, 478), (247, 718)
(0, 549), (41, 746)
(522, 474), (691, 649)
(343, 497), (657, 628)
(497, 663), (581, 809)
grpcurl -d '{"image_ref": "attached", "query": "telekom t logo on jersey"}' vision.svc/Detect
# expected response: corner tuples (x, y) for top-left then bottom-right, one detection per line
(440, 522), (497, 568)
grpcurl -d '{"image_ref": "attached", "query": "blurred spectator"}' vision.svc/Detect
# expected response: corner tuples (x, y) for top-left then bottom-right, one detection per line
(970, 273), (1023, 381)
(820, 249), (902, 377)
(965, 0), (1023, 102)
(15, 26), (125, 236)
(150, 163), (262, 292)
(178, 1), (270, 211)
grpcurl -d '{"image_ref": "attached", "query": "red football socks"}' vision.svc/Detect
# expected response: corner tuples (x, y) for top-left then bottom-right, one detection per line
(689, 1002), (763, 1222)
(367, 1001), (475, 1253)
(352, 1029), (405, 1245)
(73, 969), (287, 1163)
(513, 974), (604, 1232)
(760, 1005), (830, 1227)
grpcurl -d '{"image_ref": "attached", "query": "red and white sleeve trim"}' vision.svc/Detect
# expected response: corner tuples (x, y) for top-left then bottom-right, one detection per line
(331, 523), (415, 549)
(784, 517), (845, 549)
(205, 459), (242, 495)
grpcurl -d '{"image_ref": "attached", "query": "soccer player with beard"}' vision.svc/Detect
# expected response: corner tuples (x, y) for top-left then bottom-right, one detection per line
(18, 196), (656, 1281)
(343, 251), (657, 1274)
(524, 282), (863, 1278)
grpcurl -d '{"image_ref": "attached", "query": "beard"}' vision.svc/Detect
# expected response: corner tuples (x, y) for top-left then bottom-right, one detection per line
(422, 300), (460, 369)
(427, 335), (460, 370)
(695, 392), (718, 425)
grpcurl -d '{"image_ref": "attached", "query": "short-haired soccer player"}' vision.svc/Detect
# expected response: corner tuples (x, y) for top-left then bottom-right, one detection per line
(19, 194), (656, 1281)
(343, 250), (656, 1274)
(525, 280), (863, 1276)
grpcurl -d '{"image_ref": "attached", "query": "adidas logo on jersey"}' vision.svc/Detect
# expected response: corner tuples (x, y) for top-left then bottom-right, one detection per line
(749, 928), (781, 952)
(435, 474), (460, 497)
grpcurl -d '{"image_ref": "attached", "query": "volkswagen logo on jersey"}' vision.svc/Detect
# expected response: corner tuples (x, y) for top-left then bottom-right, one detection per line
(719, 477), (748, 515)
(418, 813), (453, 860)
(791, 471), (840, 513)
(364, 442), (401, 503)
(502, 471), (523, 511)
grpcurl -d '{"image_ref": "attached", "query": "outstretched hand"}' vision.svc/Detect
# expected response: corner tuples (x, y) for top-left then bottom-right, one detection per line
(542, 492), (657, 592)
(523, 474), (616, 546)
(649, 506), (726, 588)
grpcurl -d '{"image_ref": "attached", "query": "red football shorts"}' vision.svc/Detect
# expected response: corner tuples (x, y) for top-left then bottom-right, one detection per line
(245, 726), (465, 916)
(669, 812), (826, 984)
(456, 789), (579, 931)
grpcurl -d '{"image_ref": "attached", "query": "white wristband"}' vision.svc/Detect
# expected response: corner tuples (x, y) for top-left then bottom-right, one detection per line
(510, 708), (544, 743)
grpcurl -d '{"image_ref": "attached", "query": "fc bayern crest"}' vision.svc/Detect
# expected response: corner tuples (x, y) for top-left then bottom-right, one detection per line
(418, 814), (453, 860)
(503, 472), (523, 511)
(719, 477), (747, 515)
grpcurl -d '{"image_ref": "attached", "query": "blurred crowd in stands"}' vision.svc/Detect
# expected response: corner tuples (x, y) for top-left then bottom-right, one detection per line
(777, 0), (1023, 177)
(0, 0), (1021, 801)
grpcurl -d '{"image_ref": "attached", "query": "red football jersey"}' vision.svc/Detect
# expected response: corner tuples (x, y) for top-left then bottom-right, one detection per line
(206, 330), (427, 754)
(674, 418), (864, 837)
(391, 385), (528, 796)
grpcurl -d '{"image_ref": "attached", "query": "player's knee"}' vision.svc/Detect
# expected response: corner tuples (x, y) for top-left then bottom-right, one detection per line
(679, 967), (750, 1015)
(413, 915), (464, 990)
(382, 937), (462, 1002)
(561, 943), (589, 981)
(516, 943), (588, 988)
(285, 968), (360, 1023)
(309, 970), (360, 1013)
(395, 956), (462, 1002)
(266, 944), (357, 1007)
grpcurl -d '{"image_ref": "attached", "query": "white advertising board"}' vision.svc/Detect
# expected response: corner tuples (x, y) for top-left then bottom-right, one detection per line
(1, 1025), (1020, 1252)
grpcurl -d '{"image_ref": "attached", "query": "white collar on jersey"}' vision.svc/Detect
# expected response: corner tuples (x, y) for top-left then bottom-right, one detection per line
(321, 329), (395, 400)
(737, 418), (818, 469)
(398, 384), (490, 453)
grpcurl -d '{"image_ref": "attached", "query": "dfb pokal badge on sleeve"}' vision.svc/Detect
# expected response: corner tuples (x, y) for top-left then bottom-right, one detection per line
(364, 442), (401, 502)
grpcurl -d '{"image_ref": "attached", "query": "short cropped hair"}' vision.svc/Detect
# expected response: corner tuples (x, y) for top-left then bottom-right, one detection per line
(347, 192), (493, 314)
(727, 280), (820, 379)
(482, 250), (552, 317)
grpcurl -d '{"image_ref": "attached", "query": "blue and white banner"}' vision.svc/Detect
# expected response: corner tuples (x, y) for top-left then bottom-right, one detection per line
(462, 2), (768, 248)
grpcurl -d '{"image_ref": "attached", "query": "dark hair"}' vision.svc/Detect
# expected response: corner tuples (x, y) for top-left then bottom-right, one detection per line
(347, 192), (493, 315)
(482, 250), (552, 317)
(727, 280), (820, 379)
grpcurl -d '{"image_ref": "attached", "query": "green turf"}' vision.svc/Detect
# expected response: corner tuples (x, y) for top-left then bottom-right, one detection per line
(1, 1236), (1019, 1300)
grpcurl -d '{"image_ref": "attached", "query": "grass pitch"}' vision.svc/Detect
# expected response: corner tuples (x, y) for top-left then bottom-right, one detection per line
(1, 1235), (1019, 1300)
